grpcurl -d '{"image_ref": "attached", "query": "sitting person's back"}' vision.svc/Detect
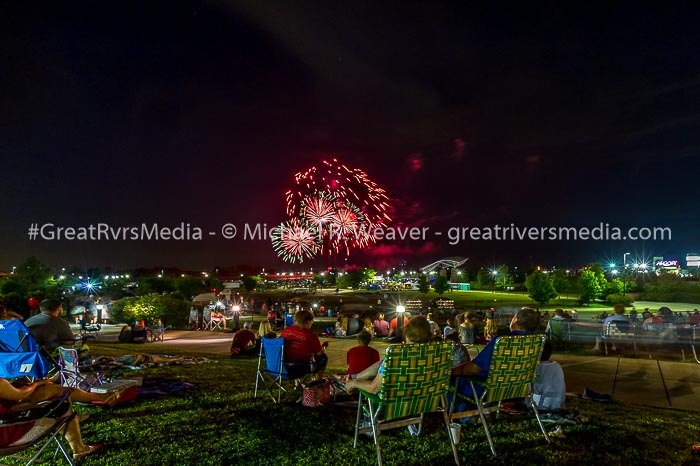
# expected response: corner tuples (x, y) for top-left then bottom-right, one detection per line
(453, 307), (540, 380)
(279, 310), (328, 380)
(230, 322), (257, 356)
(347, 330), (380, 376)
(373, 313), (390, 337)
(24, 299), (75, 352)
(531, 340), (566, 411)
(118, 325), (132, 343)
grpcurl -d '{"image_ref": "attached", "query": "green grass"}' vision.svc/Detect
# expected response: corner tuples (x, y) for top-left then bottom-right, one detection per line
(5, 344), (700, 465)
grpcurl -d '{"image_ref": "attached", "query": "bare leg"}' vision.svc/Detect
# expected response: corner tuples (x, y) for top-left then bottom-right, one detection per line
(30, 383), (117, 406)
(353, 360), (382, 380)
(63, 418), (88, 454)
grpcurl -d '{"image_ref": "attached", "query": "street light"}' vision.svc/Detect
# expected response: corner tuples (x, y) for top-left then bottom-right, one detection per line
(623, 252), (631, 268)
(232, 304), (241, 330)
(396, 305), (406, 342)
(490, 269), (499, 293)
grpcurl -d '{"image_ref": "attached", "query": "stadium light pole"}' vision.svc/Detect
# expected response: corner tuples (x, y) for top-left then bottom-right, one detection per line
(396, 305), (406, 342)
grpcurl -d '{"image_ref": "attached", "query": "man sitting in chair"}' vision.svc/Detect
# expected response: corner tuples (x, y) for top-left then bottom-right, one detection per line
(279, 310), (328, 381)
(452, 307), (541, 381)
(592, 304), (630, 352)
(24, 299), (76, 352)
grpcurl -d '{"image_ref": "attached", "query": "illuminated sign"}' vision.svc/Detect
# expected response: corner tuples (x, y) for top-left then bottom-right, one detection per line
(655, 260), (679, 267)
(687, 254), (700, 267)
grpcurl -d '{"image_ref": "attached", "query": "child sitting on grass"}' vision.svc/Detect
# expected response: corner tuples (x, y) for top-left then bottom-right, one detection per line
(346, 330), (380, 379)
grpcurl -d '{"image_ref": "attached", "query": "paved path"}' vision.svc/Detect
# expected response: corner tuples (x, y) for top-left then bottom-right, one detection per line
(80, 324), (700, 412)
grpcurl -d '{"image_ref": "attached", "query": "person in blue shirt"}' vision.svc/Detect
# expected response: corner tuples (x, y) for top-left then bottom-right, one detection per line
(451, 307), (541, 392)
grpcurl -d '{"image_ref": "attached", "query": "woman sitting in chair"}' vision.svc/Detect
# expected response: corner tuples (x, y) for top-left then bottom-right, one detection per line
(0, 378), (128, 459)
(345, 316), (433, 394)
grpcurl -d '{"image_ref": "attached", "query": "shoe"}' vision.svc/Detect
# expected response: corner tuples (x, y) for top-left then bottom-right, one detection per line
(407, 424), (420, 436)
(581, 387), (612, 402)
(73, 443), (103, 459)
(548, 425), (567, 439)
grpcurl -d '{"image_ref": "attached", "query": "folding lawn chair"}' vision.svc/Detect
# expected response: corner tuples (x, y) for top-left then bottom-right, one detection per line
(78, 319), (101, 339)
(57, 346), (107, 390)
(449, 334), (550, 457)
(353, 341), (459, 466)
(0, 389), (77, 466)
(546, 319), (571, 350)
(203, 310), (213, 331)
(209, 313), (224, 331)
(601, 320), (637, 356)
(254, 337), (307, 403)
(150, 324), (166, 342)
(0, 320), (54, 381)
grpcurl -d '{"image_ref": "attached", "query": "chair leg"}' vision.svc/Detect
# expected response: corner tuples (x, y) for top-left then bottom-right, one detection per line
(528, 391), (551, 444)
(472, 382), (496, 456)
(368, 399), (382, 466)
(353, 391), (363, 448)
(441, 394), (461, 465)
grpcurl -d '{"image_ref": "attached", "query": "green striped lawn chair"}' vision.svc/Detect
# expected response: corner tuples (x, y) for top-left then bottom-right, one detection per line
(353, 341), (459, 466)
(449, 333), (551, 456)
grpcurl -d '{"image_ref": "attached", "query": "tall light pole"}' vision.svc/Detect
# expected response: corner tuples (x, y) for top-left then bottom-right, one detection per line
(396, 305), (406, 342)
(623, 252), (631, 269)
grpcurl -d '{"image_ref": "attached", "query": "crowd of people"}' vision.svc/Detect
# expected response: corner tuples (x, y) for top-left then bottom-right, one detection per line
(0, 299), (132, 460)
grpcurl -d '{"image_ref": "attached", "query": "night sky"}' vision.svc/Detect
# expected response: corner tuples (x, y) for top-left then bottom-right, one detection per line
(2, 1), (700, 271)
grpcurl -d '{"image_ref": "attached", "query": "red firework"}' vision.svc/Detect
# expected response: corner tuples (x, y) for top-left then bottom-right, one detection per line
(276, 158), (392, 261)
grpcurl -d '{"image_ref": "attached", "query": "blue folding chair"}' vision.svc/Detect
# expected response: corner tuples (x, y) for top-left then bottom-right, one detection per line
(0, 320), (53, 380)
(254, 337), (307, 403)
(284, 314), (294, 328)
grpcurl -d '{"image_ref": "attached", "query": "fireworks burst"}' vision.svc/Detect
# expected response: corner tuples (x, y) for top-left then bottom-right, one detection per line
(270, 218), (320, 263)
(301, 193), (335, 228)
(274, 158), (392, 262)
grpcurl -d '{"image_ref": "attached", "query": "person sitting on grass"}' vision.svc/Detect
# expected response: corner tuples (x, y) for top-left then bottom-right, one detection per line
(0, 377), (130, 459)
(459, 312), (476, 345)
(280, 310), (328, 381)
(0, 303), (23, 320)
(372, 313), (390, 337)
(531, 340), (566, 412)
(426, 313), (441, 337)
(230, 321), (257, 357)
(445, 332), (470, 367)
(443, 317), (456, 339)
(257, 321), (275, 340)
(346, 330), (380, 379)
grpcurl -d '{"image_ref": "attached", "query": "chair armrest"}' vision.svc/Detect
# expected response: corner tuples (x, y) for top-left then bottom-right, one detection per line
(358, 389), (380, 405)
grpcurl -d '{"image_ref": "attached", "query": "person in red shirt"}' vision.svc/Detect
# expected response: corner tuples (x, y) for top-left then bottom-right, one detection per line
(389, 312), (410, 337)
(280, 310), (328, 380)
(230, 321), (257, 356)
(347, 330), (380, 377)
